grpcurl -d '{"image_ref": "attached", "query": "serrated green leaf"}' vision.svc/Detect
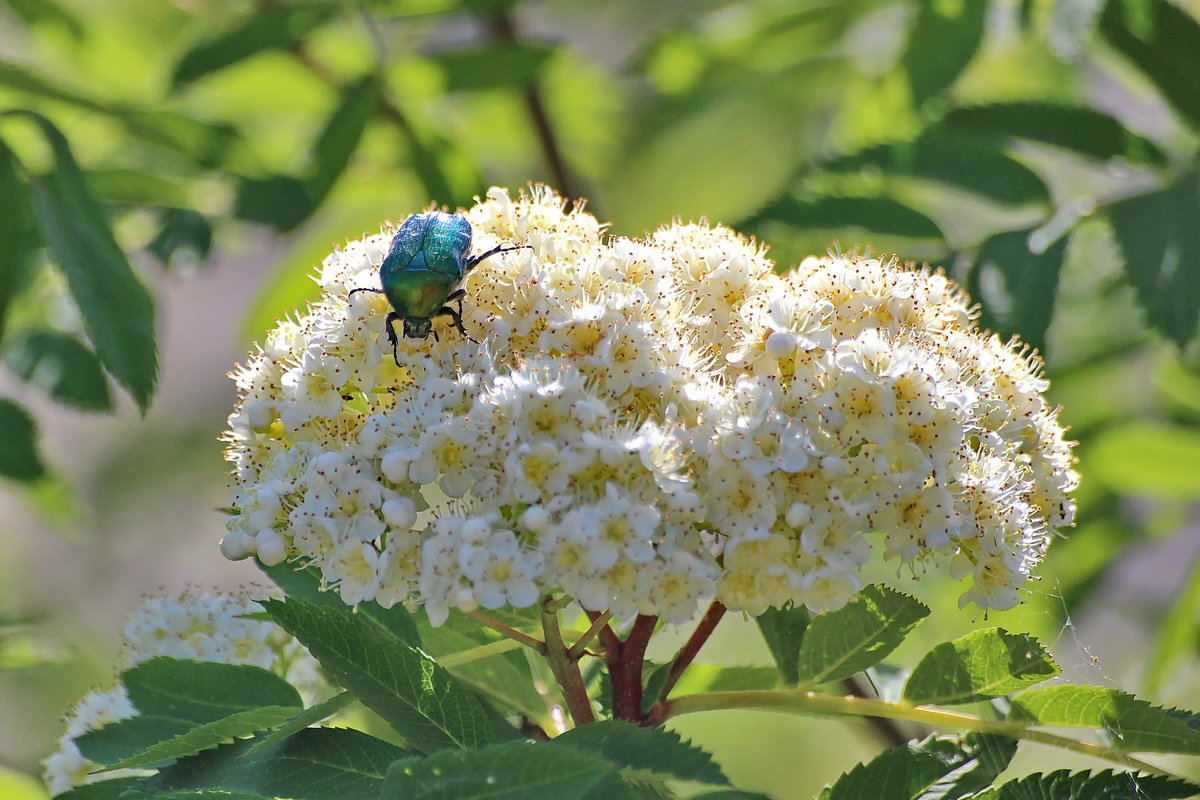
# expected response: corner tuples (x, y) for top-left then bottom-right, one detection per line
(5, 330), (112, 411)
(1088, 422), (1200, 498)
(975, 768), (1198, 800)
(262, 598), (517, 753)
(306, 73), (380, 203)
(938, 103), (1167, 164)
(903, 628), (1058, 705)
(1101, 0), (1200, 132)
(581, 773), (675, 800)
(756, 604), (810, 686)
(418, 619), (546, 720)
(102, 706), (300, 771)
(794, 585), (929, 685)
(432, 43), (555, 91)
(9, 111), (158, 411)
(74, 714), (193, 765)
(382, 740), (614, 800)
(1010, 685), (1200, 754)
(143, 726), (408, 799)
(149, 208), (213, 270)
(243, 691), (355, 756)
(0, 399), (44, 482)
(1108, 169), (1200, 348)
(755, 196), (943, 239)
(50, 777), (146, 799)
(823, 130), (1049, 206)
(0, 135), (39, 347)
(171, 2), (339, 88)
(260, 561), (420, 646)
(816, 733), (1010, 800)
(122, 658), (302, 724)
(923, 734), (1017, 800)
(970, 228), (1068, 353)
(555, 720), (728, 786)
(901, 0), (988, 105)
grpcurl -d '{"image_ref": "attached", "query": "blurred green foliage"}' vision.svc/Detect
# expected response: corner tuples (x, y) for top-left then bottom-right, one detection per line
(5, 0), (1200, 795)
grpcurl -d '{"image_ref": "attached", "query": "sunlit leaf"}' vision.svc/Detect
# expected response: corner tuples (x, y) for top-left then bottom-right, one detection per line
(972, 769), (1197, 800)
(903, 628), (1058, 705)
(2, 0), (82, 39)
(1010, 685), (1200, 753)
(1088, 422), (1200, 498)
(307, 73), (381, 203)
(0, 134), (39, 346)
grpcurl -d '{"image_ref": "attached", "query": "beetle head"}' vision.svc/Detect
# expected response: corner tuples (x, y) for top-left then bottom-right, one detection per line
(403, 317), (433, 339)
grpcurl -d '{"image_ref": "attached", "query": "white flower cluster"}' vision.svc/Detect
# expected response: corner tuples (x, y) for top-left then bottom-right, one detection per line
(42, 592), (325, 795)
(222, 186), (1076, 626)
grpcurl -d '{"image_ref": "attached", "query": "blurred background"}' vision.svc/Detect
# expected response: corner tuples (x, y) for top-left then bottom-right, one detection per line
(2, 0), (1200, 797)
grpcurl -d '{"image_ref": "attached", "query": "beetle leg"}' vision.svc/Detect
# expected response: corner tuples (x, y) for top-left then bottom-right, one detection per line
(438, 304), (478, 344)
(463, 244), (533, 274)
(349, 287), (384, 299)
(384, 311), (402, 366)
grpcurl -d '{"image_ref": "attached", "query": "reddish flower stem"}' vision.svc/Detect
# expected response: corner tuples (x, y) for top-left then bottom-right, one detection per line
(608, 614), (658, 723)
(658, 602), (726, 701)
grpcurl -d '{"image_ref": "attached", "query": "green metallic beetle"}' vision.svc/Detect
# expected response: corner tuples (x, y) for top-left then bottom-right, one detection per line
(350, 211), (529, 364)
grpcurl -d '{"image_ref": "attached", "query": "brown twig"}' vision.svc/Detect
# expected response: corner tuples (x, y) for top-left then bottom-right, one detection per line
(483, 9), (583, 202)
(607, 614), (658, 723)
(656, 602), (726, 705)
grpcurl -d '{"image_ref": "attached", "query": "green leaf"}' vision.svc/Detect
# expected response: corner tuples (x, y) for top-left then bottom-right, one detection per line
(755, 196), (943, 239)
(243, 691), (355, 756)
(794, 585), (930, 685)
(233, 174), (315, 233)
(149, 208), (213, 269)
(4, 330), (112, 411)
(689, 793), (774, 800)
(1100, 0), (1200, 132)
(260, 561), (420, 646)
(262, 598), (516, 753)
(970, 227), (1068, 353)
(0, 135), (39, 346)
(555, 720), (728, 785)
(923, 734), (1017, 800)
(1088, 422), (1200, 499)
(938, 103), (1167, 164)
(143, 727), (408, 799)
(755, 604), (810, 686)
(122, 658), (302, 724)
(432, 43), (555, 91)
(50, 777), (146, 799)
(171, 2), (340, 88)
(74, 715), (193, 765)
(306, 73), (381, 203)
(823, 130), (1049, 206)
(973, 769), (1198, 800)
(0, 399), (44, 482)
(10, 111), (158, 411)
(101, 706), (301, 771)
(114, 109), (241, 170)
(1108, 169), (1200, 348)
(399, 112), (485, 208)
(816, 733), (1014, 800)
(0, 59), (104, 110)
(903, 628), (1058, 705)
(2, 0), (84, 39)
(901, 0), (988, 105)
(382, 740), (614, 800)
(1010, 685), (1200, 754)
(85, 168), (188, 207)
(417, 619), (546, 720)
